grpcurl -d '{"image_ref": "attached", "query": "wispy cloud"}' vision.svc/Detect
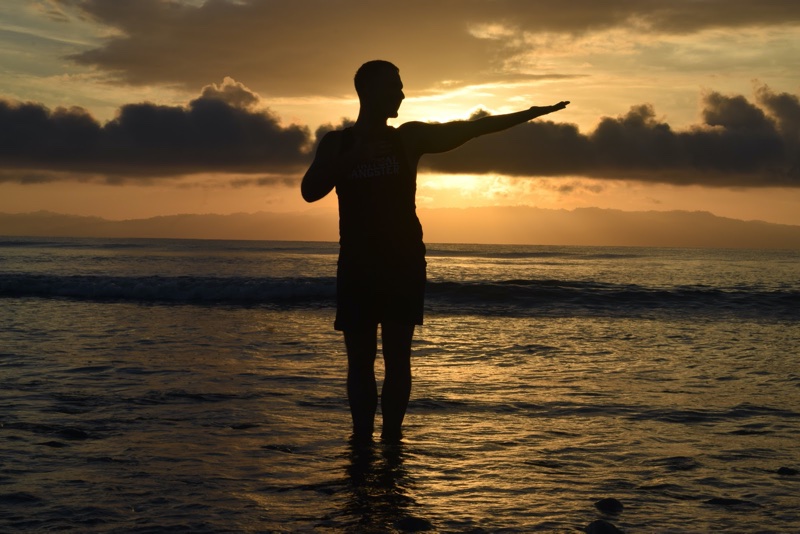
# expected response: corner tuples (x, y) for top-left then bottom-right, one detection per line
(61, 0), (800, 96)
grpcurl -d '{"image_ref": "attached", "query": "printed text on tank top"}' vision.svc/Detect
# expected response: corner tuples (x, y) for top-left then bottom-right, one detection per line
(349, 154), (402, 180)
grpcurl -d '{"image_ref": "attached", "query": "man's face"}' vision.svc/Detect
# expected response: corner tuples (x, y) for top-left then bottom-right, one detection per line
(370, 69), (405, 118)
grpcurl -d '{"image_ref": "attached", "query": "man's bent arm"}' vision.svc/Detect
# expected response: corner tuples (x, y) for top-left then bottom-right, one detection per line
(401, 102), (569, 156)
(301, 131), (349, 202)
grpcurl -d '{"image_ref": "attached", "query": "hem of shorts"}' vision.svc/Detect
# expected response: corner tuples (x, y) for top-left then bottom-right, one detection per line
(334, 318), (424, 331)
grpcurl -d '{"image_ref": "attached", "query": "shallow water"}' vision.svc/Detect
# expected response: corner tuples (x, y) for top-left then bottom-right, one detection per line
(1, 238), (799, 532)
(2, 299), (799, 532)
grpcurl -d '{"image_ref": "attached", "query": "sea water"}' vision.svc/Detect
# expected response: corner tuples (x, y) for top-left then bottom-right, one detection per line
(1, 236), (798, 532)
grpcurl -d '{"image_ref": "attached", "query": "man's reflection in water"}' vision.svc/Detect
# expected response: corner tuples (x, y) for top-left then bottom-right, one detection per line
(340, 440), (432, 532)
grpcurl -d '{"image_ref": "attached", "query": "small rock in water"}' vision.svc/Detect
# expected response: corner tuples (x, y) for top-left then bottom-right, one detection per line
(777, 466), (798, 476)
(594, 497), (624, 515)
(586, 519), (624, 534)
(393, 515), (434, 531)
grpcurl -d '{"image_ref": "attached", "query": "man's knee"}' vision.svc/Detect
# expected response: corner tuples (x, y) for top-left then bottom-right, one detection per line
(381, 322), (414, 350)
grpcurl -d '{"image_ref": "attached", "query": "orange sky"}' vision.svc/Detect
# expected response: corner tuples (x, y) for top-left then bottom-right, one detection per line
(1, 1), (800, 244)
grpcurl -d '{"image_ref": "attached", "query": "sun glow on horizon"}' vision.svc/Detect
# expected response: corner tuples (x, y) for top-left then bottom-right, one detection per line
(417, 173), (517, 207)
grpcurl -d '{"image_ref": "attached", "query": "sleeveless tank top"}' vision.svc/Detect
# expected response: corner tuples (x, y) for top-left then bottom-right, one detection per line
(335, 127), (424, 263)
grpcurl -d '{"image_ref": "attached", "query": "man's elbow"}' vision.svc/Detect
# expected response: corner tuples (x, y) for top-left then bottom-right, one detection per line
(301, 181), (325, 203)
(301, 184), (317, 203)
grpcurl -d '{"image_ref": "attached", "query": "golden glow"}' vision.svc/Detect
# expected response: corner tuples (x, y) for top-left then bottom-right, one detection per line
(2, 1), (800, 244)
(418, 174), (516, 207)
(3, 175), (800, 233)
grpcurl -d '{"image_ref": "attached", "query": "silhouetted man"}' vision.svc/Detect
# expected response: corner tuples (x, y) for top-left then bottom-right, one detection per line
(302, 60), (568, 442)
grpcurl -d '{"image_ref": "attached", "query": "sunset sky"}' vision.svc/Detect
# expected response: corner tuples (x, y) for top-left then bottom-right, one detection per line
(1, 0), (800, 244)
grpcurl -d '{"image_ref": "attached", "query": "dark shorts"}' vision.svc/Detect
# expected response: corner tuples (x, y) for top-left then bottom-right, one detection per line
(334, 254), (426, 331)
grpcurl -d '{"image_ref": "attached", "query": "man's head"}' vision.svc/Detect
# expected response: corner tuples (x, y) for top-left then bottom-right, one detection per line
(354, 60), (404, 118)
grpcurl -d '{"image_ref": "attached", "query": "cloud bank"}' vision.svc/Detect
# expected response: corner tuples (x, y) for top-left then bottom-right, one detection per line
(423, 86), (800, 186)
(0, 78), (309, 180)
(2, 78), (798, 186)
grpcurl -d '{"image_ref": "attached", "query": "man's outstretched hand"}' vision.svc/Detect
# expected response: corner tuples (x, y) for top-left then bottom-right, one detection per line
(528, 101), (570, 116)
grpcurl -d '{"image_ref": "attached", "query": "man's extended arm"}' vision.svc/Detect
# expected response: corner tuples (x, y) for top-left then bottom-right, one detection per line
(401, 101), (569, 157)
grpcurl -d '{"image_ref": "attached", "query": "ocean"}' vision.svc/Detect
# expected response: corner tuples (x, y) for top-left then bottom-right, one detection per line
(1, 236), (798, 533)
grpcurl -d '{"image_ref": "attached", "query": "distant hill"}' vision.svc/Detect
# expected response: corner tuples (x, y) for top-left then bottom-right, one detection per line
(419, 206), (800, 249)
(1, 208), (799, 249)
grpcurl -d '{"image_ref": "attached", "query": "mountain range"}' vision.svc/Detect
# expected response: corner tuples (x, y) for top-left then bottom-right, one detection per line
(1, 208), (798, 249)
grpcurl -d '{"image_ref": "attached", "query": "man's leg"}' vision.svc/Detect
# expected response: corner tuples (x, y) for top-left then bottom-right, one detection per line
(344, 324), (379, 439)
(380, 321), (415, 440)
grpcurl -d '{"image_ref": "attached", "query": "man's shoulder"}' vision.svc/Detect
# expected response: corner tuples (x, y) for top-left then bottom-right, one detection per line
(398, 121), (430, 133)
(397, 121), (433, 146)
(321, 128), (348, 141)
(316, 128), (350, 153)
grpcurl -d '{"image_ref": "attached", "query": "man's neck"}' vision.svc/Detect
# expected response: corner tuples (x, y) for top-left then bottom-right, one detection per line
(354, 109), (390, 133)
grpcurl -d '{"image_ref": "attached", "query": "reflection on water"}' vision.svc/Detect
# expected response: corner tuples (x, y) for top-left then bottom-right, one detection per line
(335, 439), (431, 533)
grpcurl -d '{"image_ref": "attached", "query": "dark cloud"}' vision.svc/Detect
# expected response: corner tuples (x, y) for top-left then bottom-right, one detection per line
(755, 87), (800, 178)
(61, 0), (800, 96)
(0, 170), (63, 184)
(423, 119), (592, 176)
(1, 80), (798, 187)
(422, 86), (799, 187)
(756, 86), (800, 142)
(0, 78), (311, 178)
